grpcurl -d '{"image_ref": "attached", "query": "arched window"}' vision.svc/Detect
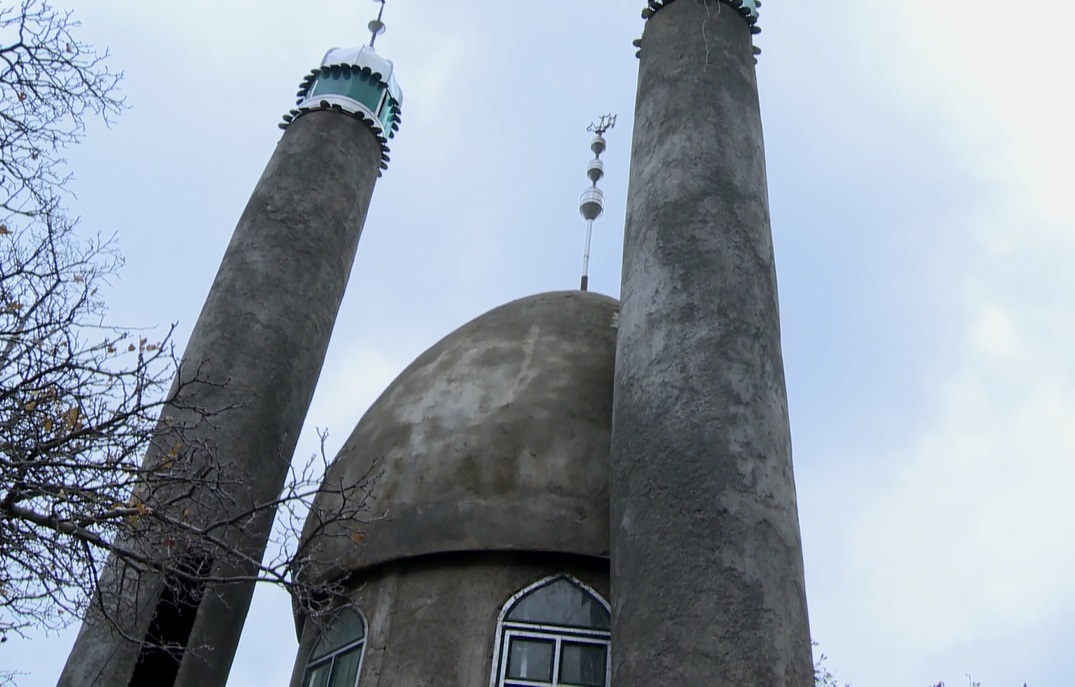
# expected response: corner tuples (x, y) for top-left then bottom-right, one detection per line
(302, 608), (367, 687)
(490, 575), (611, 687)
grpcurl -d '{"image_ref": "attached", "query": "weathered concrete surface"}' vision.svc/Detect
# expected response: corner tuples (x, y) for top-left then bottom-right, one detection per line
(610, 2), (812, 685)
(288, 552), (610, 687)
(299, 291), (618, 585)
(57, 111), (383, 687)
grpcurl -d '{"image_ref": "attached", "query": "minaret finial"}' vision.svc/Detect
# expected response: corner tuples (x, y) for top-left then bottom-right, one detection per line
(283, 0), (403, 171)
(578, 114), (616, 291)
(588, 113), (617, 137)
(368, 0), (387, 48)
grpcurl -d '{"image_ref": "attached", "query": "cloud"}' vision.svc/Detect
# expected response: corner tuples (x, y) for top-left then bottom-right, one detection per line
(299, 343), (407, 462)
(802, 2), (1075, 685)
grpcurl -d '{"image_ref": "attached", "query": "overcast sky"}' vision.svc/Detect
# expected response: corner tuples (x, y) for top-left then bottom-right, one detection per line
(7, 1), (1075, 685)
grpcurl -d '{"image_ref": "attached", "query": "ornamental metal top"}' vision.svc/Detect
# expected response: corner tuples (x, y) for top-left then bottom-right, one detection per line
(278, 1), (403, 173)
(318, 45), (403, 110)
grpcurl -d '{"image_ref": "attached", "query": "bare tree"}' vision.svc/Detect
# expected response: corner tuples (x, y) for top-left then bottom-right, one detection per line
(0, 0), (123, 224)
(2, 0), (133, 644)
(813, 643), (851, 687)
(811, 644), (1029, 687)
(0, 2), (377, 679)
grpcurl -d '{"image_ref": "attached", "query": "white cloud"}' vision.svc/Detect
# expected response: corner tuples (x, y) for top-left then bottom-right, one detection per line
(803, 2), (1075, 685)
(299, 343), (407, 462)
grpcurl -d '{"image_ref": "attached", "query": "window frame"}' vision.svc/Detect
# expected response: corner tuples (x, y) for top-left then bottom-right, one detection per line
(302, 607), (368, 687)
(489, 575), (612, 687)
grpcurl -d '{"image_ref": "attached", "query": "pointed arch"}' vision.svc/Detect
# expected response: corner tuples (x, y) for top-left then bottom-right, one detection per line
(489, 575), (611, 687)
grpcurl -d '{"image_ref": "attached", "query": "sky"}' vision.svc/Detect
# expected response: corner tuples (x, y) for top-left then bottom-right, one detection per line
(5, 1), (1075, 685)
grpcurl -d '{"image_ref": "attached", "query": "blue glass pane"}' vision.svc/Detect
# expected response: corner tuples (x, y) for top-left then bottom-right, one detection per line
(379, 101), (396, 135)
(303, 660), (331, 687)
(329, 645), (363, 687)
(559, 642), (607, 686)
(310, 73), (385, 119)
(507, 579), (610, 630)
(506, 638), (554, 681)
(311, 609), (365, 660)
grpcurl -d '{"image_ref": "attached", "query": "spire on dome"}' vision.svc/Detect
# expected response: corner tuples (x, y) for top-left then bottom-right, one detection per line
(578, 114), (616, 292)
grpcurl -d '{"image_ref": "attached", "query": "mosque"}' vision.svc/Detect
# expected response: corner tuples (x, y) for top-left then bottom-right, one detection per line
(58, 1), (813, 685)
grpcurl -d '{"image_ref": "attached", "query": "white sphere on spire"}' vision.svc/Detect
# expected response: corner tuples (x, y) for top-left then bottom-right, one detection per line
(587, 158), (605, 184)
(580, 188), (605, 221)
(591, 134), (607, 157)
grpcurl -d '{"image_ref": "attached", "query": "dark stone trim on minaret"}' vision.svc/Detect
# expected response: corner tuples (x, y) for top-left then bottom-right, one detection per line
(641, 0), (760, 28)
(633, 0), (762, 60)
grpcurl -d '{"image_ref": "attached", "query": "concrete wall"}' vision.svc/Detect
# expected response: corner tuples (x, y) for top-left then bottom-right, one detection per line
(58, 111), (383, 687)
(610, 1), (813, 685)
(300, 292), (618, 583)
(289, 552), (610, 687)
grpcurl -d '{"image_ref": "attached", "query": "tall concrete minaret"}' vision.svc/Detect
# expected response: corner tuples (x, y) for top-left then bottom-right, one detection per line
(57, 9), (402, 687)
(610, 1), (812, 685)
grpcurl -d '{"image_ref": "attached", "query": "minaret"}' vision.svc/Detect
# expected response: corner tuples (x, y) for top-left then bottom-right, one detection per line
(578, 114), (615, 291)
(610, 1), (812, 685)
(57, 6), (402, 687)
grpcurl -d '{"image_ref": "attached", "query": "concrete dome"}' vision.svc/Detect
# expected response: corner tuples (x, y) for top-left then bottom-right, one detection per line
(300, 290), (618, 583)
